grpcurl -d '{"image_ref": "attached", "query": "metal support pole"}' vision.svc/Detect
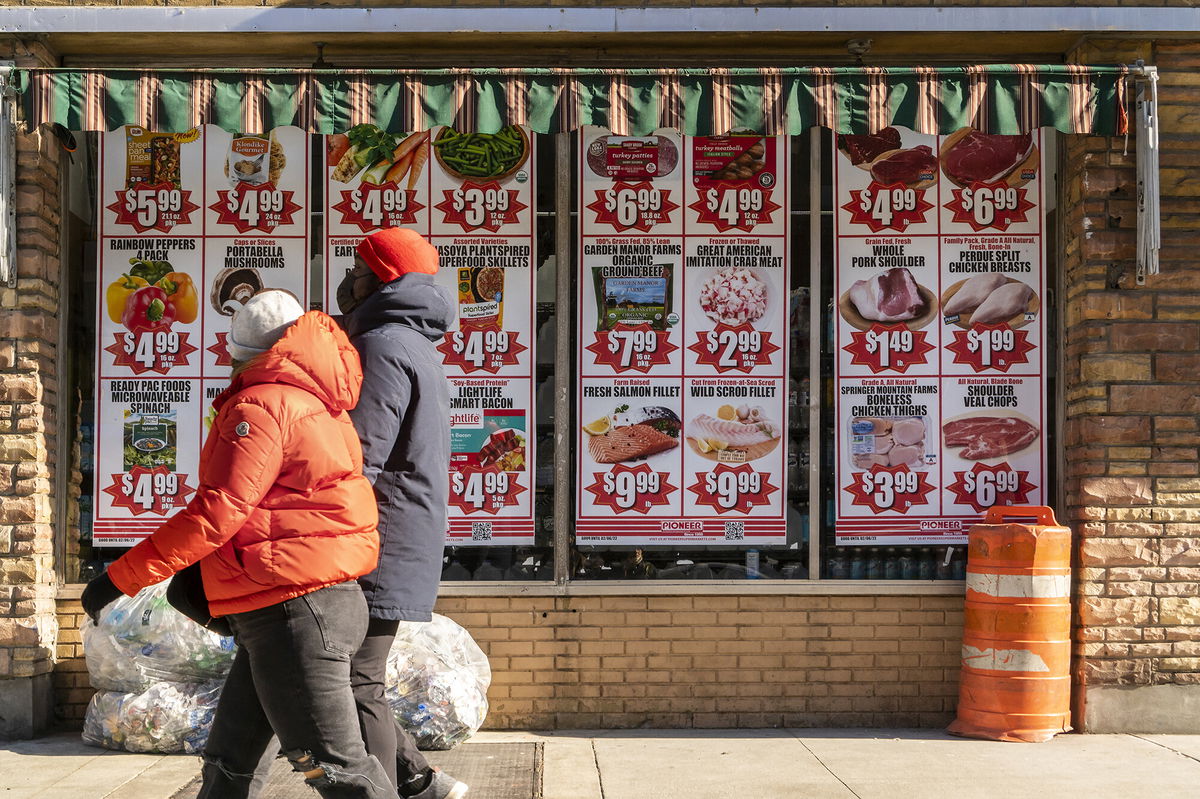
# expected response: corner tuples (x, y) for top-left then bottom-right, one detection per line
(807, 129), (823, 581)
(0, 63), (16, 289)
(552, 132), (573, 587)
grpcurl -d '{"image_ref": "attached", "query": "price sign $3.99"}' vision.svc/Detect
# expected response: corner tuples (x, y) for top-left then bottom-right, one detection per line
(847, 466), (933, 515)
(452, 186), (509, 228)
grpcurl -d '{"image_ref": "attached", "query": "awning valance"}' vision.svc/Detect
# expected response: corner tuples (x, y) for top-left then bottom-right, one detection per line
(15, 66), (1129, 137)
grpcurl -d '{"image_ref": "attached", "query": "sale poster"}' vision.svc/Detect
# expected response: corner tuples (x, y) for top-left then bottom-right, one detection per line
(577, 129), (788, 545)
(833, 126), (1045, 545)
(94, 126), (310, 544)
(323, 124), (537, 545)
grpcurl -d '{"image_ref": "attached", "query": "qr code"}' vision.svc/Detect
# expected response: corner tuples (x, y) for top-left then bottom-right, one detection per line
(724, 521), (745, 541)
(471, 522), (493, 541)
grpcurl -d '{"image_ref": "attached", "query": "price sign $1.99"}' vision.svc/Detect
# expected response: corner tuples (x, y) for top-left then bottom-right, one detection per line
(967, 327), (1015, 368)
(451, 469), (511, 511)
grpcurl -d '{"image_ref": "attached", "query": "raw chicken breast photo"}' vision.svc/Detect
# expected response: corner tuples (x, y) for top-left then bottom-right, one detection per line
(841, 266), (935, 330)
(848, 416), (930, 471)
(941, 274), (1038, 327)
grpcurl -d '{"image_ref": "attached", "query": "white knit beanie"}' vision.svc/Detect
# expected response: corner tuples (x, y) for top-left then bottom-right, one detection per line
(227, 290), (304, 363)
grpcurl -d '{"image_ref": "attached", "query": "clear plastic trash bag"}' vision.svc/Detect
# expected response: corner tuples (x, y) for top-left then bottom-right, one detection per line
(82, 679), (222, 754)
(83, 580), (236, 692)
(386, 613), (491, 750)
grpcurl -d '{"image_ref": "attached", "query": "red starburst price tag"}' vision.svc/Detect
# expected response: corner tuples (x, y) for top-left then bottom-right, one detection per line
(105, 331), (198, 375)
(945, 324), (1035, 373)
(844, 465), (935, 514)
(687, 463), (779, 515)
(844, 324), (936, 374)
(434, 181), (527, 232)
(448, 464), (527, 515)
(586, 181), (680, 233)
(945, 182), (1035, 232)
(689, 184), (782, 233)
(108, 183), (200, 234)
(210, 182), (302, 234)
(687, 323), (780, 373)
(103, 466), (195, 516)
(585, 463), (677, 514)
(842, 181), (933, 233)
(947, 462), (1035, 513)
(585, 323), (678, 373)
(436, 323), (527, 374)
(332, 182), (424, 232)
(208, 332), (233, 367)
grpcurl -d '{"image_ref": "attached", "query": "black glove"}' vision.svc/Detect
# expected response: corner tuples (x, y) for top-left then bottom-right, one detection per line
(81, 572), (123, 623)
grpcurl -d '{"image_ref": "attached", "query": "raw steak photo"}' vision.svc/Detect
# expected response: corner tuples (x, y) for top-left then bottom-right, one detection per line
(839, 127), (902, 166)
(847, 267), (928, 323)
(943, 416), (1039, 460)
(941, 130), (1035, 186)
(869, 145), (938, 187)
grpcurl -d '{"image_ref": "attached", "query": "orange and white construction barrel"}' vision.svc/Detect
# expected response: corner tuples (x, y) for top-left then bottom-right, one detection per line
(948, 505), (1072, 743)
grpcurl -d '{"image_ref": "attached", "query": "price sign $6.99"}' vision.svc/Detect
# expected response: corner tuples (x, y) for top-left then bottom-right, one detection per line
(121, 470), (179, 511)
(451, 470), (510, 511)
(604, 186), (662, 228)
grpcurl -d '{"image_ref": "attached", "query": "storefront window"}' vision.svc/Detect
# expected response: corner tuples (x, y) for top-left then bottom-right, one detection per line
(67, 125), (1055, 585)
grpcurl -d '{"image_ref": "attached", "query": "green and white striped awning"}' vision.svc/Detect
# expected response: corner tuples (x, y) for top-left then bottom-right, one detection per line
(15, 66), (1129, 136)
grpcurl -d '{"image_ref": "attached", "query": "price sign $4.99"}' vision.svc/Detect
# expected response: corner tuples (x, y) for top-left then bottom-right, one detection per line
(451, 470), (510, 510)
(704, 187), (762, 226)
(225, 186), (286, 229)
(451, 328), (510, 367)
(122, 330), (181, 369)
(121, 470), (179, 510)
(859, 186), (918, 228)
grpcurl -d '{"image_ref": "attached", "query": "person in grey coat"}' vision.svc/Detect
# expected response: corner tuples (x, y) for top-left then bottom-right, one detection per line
(336, 227), (466, 799)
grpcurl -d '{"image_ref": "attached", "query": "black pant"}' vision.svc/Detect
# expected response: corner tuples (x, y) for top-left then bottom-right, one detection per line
(197, 582), (397, 799)
(350, 618), (431, 791)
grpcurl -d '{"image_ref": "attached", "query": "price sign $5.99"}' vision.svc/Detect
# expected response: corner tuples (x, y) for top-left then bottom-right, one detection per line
(125, 187), (183, 230)
(451, 470), (510, 511)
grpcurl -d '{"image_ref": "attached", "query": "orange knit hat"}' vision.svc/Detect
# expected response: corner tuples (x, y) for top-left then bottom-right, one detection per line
(355, 228), (439, 283)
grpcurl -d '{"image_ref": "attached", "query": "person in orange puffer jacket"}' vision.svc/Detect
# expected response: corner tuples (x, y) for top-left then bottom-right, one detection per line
(80, 291), (398, 799)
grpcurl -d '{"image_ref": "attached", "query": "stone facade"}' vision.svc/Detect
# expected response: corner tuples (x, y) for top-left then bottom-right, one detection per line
(0, 39), (63, 739)
(1063, 39), (1200, 732)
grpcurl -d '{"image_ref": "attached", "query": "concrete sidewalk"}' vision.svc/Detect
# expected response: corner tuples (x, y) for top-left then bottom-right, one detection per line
(4, 729), (1200, 799)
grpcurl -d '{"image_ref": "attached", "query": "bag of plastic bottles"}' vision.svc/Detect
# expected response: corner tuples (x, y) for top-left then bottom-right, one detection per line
(82, 581), (236, 692)
(82, 680), (222, 754)
(386, 613), (491, 750)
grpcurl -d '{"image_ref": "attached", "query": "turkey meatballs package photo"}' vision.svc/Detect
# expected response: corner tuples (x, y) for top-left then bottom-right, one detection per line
(833, 125), (1046, 546)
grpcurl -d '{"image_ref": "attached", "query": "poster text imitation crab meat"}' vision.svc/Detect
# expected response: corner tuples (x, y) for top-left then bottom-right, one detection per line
(834, 126), (1047, 545)
(577, 129), (789, 545)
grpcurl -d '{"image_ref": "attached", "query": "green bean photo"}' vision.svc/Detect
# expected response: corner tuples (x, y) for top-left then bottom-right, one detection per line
(434, 126), (529, 179)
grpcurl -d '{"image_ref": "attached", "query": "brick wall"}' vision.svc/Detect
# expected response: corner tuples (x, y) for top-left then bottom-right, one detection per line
(1062, 39), (1200, 727)
(54, 592), (964, 729)
(0, 38), (64, 737)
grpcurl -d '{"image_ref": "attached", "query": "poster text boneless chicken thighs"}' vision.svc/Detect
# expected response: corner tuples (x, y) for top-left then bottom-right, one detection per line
(834, 126), (1046, 545)
(95, 125), (310, 545)
(324, 124), (537, 546)
(577, 129), (789, 545)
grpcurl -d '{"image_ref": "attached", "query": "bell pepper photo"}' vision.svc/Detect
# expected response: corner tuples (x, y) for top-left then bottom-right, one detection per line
(156, 271), (198, 324)
(105, 273), (149, 323)
(122, 285), (177, 335)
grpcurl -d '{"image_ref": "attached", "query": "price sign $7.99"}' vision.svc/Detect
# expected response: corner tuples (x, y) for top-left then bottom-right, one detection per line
(607, 327), (658, 368)
(604, 468), (661, 510)
(120, 470), (180, 511)
(451, 470), (510, 510)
